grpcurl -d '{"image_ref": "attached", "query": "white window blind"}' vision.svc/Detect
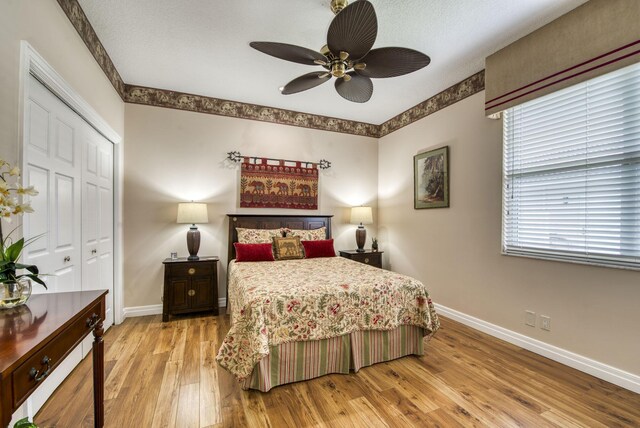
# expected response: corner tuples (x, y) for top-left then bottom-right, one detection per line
(502, 62), (640, 269)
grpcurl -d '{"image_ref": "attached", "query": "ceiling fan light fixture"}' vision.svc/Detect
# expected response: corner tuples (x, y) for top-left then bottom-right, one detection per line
(331, 62), (347, 78)
(250, 0), (430, 103)
(330, 0), (349, 15)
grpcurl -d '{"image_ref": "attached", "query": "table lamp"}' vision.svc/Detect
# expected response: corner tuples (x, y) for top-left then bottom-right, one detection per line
(350, 206), (373, 253)
(177, 202), (209, 260)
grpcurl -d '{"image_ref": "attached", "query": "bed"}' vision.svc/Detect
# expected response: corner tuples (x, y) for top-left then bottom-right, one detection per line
(216, 214), (439, 391)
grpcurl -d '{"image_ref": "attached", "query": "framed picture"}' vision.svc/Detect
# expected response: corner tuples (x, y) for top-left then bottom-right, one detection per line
(414, 146), (449, 209)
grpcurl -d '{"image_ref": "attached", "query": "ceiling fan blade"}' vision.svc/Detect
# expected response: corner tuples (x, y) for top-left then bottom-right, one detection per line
(281, 72), (332, 95)
(355, 47), (431, 78)
(327, 0), (377, 61)
(334, 72), (373, 103)
(250, 42), (327, 66)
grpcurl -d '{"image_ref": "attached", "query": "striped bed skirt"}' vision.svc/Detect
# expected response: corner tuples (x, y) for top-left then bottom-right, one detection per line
(242, 325), (425, 392)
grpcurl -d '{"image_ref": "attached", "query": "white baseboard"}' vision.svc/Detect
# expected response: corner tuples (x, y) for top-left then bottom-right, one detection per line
(122, 304), (163, 318)
(434, 303), (640, 394)
(123, 298), (227, 320)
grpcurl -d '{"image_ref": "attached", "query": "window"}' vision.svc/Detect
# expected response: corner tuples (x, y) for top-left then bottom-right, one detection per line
(502, 62), (640, 269)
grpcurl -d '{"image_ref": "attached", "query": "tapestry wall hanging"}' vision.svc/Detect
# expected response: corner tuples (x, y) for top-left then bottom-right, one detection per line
(240, 159), (319, 209)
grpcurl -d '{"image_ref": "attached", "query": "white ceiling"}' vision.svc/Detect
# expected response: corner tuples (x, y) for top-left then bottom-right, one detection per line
(79, 0), (587, 124)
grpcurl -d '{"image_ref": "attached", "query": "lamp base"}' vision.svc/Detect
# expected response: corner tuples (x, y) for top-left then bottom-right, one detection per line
(186, 225), (201, 260)
(355, 225), (366, 252)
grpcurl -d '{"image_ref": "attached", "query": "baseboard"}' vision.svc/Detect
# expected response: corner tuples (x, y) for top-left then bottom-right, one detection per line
(123, 299), (227, 320)
(122, 304), (163, 318)
(434, 304), (640, 394)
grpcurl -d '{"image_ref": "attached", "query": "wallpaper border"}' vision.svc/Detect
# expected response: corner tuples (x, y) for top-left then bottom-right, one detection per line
(378, 70), (486, 137)
(56, 0), (126, 99)
(123, 84), (381, 137)
(58, 0), (485, 138)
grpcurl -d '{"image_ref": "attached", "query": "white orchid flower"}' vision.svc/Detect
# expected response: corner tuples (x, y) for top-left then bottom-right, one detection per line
(8, 166), (20, 176)
(17, 184), (38, 196)
(13, 203), (33, 214)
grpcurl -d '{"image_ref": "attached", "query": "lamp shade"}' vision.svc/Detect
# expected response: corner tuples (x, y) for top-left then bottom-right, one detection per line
(350, 206), (373, 225)
(177, 202), (209, 224)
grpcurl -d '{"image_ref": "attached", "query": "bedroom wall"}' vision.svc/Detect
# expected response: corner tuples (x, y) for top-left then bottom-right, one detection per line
(124, 103), (378, 308)
(0, 0), (125, 162)
(377, 91), (640, 376)
(0, 1), (125, 286)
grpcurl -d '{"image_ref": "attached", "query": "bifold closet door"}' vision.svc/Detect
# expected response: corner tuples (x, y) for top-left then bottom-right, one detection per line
(23, 75), (82, 293)
(80, 128), (114, 357)
(21, 75), (116, 415)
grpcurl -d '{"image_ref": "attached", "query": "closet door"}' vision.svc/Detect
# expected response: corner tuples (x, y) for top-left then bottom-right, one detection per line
(82, 129), (114, 329)
(23, 75), (82, 293)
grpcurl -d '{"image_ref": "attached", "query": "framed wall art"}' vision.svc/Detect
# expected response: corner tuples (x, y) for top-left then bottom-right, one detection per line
(414, 146), (449, 209)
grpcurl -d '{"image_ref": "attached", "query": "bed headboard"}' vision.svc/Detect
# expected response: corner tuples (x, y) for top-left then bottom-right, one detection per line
(227, 214), (333, 262)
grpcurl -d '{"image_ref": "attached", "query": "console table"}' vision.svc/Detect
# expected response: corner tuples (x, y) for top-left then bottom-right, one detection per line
(0, 290), (107, 428)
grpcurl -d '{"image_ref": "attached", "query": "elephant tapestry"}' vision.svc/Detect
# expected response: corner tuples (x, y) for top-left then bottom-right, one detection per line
(240, 159), (318, 209)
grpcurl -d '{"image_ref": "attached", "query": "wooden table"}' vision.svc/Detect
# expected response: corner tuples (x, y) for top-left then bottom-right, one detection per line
(0, 290), (107, 428)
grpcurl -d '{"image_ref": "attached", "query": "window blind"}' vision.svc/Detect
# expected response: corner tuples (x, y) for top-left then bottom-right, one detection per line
(502, 62), (640, 269)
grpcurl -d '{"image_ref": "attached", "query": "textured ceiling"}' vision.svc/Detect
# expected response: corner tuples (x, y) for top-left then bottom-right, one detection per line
(78, 0), (587, 124)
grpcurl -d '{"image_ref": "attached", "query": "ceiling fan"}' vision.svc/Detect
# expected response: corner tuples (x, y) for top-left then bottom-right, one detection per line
(250, 0), (431, 103)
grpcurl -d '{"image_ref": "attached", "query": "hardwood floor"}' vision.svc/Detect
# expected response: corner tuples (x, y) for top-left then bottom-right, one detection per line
(36, 313), (640, 427)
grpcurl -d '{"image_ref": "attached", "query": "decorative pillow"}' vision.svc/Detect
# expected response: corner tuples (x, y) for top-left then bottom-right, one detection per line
(285, 226), (326, 241)
(236, 227), (283, 244)
(272, 236), (305, 260)
(233, 243), (275, 262)
(302, 239), (336, 258)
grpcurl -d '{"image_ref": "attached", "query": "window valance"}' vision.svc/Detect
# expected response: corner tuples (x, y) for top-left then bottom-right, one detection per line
(485, 0), (640, 116)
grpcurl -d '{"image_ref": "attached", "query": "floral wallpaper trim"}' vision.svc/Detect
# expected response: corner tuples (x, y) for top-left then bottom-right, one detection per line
(57, 0), (484, 137)
(378, 70), (486, 137)
(56, 0), (126, 99)
(123, 84), (381, 137)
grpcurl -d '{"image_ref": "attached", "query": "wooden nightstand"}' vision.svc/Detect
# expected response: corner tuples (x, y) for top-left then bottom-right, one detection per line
(339, 250), (383, 269)
(162, 256), (219, 322)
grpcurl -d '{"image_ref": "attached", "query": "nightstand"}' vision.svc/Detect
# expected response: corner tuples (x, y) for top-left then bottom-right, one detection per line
(339, 250), (383, 269)
(162, 256), (219, 322)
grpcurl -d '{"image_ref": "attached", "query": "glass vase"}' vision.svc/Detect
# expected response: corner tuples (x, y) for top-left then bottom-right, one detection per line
(0, 278), (32, 309)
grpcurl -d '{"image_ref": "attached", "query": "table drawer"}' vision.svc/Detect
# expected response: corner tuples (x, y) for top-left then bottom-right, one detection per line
(11, 300), (102, 407)
(168, 262), (215, 278)
(350, 252), (382, 267)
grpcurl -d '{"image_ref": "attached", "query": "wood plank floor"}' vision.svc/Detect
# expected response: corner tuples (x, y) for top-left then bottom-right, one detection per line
(35, 313), (640, 427)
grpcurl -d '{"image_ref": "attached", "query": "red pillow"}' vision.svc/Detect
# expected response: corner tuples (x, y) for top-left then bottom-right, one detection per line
(234, 242), (275, 262)
(302, 239), (336, 258)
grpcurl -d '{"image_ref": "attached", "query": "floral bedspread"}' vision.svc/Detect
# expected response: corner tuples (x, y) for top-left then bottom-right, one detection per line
(216, 257), (440, 381)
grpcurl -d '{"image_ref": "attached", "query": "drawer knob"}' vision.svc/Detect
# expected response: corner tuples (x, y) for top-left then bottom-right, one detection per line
(86, 313), (101, 330)
(29, 356), (52, 383)
(64, 256), (71, 262)
(188, 268), (196, 275)
(364, 258), (370, 263)
(91, 249), (97, 254)
(188, 289), (196, 297)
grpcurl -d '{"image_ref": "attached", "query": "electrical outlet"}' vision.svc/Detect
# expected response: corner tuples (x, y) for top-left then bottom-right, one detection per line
(525, 310), (536, 327)
(540, 315), (551, 331)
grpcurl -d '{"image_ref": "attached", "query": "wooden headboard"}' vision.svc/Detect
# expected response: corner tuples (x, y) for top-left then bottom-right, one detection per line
(227, 214), (333, 262)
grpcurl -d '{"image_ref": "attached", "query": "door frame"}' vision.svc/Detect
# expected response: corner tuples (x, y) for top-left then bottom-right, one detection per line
(19, 41), (125, 325)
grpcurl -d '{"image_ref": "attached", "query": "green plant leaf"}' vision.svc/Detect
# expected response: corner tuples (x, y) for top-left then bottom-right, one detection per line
(13, 417), (38, 428)
(14, 263), (39, 274)
(6, 238), (24, 262)
(23, 274), (47, 289)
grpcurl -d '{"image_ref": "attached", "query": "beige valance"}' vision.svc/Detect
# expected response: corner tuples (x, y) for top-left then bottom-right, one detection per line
(485, 0), (640, 116)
